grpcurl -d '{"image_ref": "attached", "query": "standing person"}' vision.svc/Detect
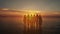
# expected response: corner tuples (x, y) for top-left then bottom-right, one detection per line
(23, 15), (27, 34)
(36, 14), (42, 34)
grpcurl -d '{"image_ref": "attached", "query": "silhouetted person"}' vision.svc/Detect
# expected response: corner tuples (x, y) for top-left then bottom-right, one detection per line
(36, 14), (42, 34)
(23, 15), (27, 34)
(23, 14), (42, 34)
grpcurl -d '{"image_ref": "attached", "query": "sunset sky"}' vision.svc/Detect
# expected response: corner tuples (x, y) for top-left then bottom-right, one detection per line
(0, 0), (60, 11)
(0, 0), (60, 34)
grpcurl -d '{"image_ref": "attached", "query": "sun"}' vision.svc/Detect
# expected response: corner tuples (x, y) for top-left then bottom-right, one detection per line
(25, 10), (40, 16)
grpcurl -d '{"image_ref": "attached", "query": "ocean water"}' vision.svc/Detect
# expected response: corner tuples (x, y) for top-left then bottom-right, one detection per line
(42, 17), (60, 34)
(0, 16), (60, 34)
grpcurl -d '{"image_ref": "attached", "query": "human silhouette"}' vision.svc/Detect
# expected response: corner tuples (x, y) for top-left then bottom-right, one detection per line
(23, 14), (42, 34)
(36, 14), (42, 34)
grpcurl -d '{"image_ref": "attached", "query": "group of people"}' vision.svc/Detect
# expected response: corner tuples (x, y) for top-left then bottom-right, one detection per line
(23, 14), (42, 34)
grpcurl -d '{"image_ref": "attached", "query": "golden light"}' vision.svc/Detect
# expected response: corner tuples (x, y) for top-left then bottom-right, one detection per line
(24, 10), (40, 16)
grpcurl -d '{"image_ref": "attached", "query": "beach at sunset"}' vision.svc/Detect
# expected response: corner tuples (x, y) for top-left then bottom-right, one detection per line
(0, 0), (60, 34)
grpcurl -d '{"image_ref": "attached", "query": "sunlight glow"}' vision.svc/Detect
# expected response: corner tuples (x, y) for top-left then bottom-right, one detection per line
(24, 10), (40, 16)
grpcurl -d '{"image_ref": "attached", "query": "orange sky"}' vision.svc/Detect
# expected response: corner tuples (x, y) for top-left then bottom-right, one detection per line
(0, 9), (60, 17)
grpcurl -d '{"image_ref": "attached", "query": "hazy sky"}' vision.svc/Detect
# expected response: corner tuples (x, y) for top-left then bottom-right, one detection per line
(0, 0), (60, 11)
